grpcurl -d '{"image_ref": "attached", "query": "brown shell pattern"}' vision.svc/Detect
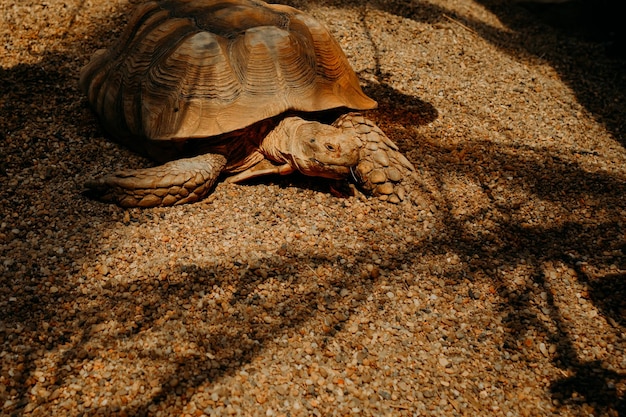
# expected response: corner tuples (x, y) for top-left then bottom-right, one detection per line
(79, 0), (377, 143)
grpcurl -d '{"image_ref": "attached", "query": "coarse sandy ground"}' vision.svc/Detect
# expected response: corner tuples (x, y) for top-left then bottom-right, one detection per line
(1, 0), (625, 416)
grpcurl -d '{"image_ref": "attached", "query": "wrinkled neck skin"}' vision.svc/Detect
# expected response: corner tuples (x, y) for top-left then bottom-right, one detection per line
(260, 117), (306, 168)
(259, 116), (359, 179)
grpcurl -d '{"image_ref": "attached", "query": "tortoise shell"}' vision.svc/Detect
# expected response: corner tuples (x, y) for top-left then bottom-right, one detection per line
(79, 0), (377, 144)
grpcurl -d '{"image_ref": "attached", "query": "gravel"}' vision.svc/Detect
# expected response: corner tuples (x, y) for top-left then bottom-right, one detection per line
(1, 0), (625, 416)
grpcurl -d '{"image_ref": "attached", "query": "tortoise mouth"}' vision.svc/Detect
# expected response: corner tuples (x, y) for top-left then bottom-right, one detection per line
(302, 158), (355, 179)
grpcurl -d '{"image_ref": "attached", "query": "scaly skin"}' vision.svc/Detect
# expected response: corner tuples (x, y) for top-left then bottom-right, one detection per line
(85, 154), (227, 207)
(333, 113), (417, 204)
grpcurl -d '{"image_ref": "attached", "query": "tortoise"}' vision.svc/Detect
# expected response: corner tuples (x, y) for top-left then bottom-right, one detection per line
(80, 0), (416, 207)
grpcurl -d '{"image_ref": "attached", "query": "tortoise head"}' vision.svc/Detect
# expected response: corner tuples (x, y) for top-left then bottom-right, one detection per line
(261, 117), (360, 179)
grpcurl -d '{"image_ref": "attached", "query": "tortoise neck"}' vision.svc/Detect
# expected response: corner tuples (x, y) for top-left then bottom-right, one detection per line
(260, 116), (307, 165)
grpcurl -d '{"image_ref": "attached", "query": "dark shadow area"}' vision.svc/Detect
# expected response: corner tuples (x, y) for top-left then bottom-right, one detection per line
(298, 3), (626, 411)
(407, 132), (626, 414)
(550, 361), (625, 416)
(519, 0), (625, 58)
(585, 273), (626, 328)
(1, 0), (625, 416)
(0, 1), (139, 414)
(495, 264), (625, 415)
(5, 248), (376, 415)
(466, 0), (625, 147)
(361, 81), (440, 135)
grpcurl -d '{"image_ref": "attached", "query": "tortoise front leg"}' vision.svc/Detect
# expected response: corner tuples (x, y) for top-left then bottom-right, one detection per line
(333, 113), (417, 204)
(225, 158), (296, 184)
(85, 153), (227, 207)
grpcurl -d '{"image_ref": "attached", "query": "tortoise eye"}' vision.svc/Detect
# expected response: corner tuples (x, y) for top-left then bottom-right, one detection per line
(326, 144), (336, 151)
